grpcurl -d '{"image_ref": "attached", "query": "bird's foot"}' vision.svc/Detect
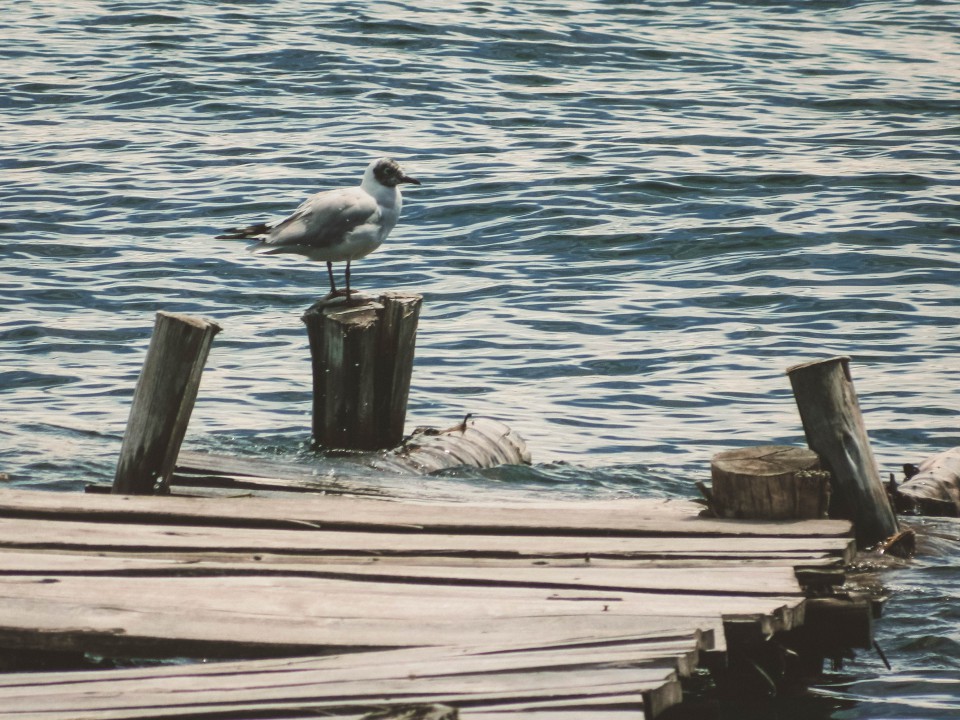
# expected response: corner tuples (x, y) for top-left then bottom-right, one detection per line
(304, 290), (372, 314)
(343, 292), (373, 307)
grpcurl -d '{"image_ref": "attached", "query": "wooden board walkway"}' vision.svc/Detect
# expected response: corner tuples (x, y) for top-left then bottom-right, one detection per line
(0, 487), (858, 720)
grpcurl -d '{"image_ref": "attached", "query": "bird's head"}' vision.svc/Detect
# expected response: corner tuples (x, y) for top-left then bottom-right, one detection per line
(370, 158), (421, 188)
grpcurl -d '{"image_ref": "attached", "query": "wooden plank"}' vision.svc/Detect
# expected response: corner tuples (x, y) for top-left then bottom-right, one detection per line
(0, 571), (798, 656)
(0, 669), (671, 718)
(0, 550), (848, 576)
(463, 676), (681, 719)
(0, 641), (691, 696)
(0, 663), (676, 719)
(0, 575), (804, 621)
(0, 481), (863, 720)
(0, 628), (710, 688)
(215, 562), (802, 595)
(0, 489), (853, 538)
(0, 552), (804, 597)
(0, 517), (856, 562)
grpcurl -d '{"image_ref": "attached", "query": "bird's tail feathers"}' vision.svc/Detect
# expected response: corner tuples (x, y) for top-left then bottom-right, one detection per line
(215, 222), (272, 240)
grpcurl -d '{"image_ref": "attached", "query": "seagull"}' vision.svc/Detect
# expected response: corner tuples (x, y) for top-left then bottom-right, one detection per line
(217, 158), (420, 297)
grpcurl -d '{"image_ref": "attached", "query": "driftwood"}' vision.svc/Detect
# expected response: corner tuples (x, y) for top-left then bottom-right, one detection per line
(708, 446), (829, 520)
(373, 416), (531, 474)
(113, 312), (221, 495)
(158, 416), (532, 499)
(786, 357), (899, 548)
(895, 447), (960, 516)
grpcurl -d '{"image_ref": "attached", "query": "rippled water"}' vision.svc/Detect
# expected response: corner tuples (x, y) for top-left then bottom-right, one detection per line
(2, 0), (959, 715)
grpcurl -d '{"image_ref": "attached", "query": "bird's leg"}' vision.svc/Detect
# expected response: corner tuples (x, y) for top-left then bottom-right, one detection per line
(326, 261), (338, 295)
(345, 261), (352, 298)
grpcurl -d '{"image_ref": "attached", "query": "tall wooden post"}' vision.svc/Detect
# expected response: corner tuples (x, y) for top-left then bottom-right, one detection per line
(303, 293), (421, 451)
(113, 312), (221, 495)
(786, 357), (899, 547)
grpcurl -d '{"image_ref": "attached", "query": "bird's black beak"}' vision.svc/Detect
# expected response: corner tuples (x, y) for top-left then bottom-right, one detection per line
(400, 172), (421, 186)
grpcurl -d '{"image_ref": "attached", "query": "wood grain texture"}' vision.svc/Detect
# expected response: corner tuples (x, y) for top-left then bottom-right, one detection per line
(0, 489), (853, 538)
(711, 445), (828, 520)
(0, 487), (860, 720)
(786, 356), (899, 546)
(303, 294), (421, 451)
(112, 312), (221, 495)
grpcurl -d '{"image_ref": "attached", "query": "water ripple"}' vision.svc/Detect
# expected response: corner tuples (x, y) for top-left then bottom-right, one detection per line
(2, 5), (960, 710)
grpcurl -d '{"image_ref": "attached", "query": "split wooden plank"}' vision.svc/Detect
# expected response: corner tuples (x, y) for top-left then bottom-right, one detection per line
(0, 641), (689, 697)
(0, 574), (804, 621)
(0, 660), (677, 720)
(0, 627), (711, 688)
(0, 489), (852, 538)
(0, 553), (804, 598)
(0, 516), (856, 562)
(464, 710), (642, 720)
(0, 596), (726, 660)
(0, 550), (848, 576)
(0, 571), (800, 656)
(0, 515), (843, 582)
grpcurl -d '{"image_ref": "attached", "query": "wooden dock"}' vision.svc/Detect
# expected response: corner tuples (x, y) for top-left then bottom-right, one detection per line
(0, 481), (865, 720)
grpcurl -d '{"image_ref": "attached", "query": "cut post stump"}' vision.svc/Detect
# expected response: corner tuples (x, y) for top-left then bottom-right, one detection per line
(710, 445), (829, 520)
(113, 312), (221, 495)
(786, 356), (899, 548)
(303, 293), (422, 451)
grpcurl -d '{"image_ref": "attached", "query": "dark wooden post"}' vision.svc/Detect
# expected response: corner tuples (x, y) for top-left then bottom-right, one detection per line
(709, 445), (829, 520)
(113, 312), (221, 495)
(377, 293), (422, 447)
(303, 293), (421, 451)
(786, 357), (899, 547)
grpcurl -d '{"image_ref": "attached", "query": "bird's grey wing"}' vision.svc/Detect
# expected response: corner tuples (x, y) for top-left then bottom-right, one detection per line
(262, 188), (378, 250)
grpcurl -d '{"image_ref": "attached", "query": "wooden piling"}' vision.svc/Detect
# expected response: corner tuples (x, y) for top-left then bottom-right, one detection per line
(786, 357), (899, 547)
(112, 312), (221, 495)
(709, 445), (829, 520)
(303, 293), (422, 451)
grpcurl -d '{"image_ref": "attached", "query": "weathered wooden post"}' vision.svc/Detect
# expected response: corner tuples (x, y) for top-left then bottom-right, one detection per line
(113, 312), (221, 495)
(786, 357), (899, 547)
(709, 445), (830, 520)
(303, 292), (421, 451)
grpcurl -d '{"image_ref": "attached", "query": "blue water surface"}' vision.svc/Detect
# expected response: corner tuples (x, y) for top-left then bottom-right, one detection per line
(2, 1), (959, 716)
